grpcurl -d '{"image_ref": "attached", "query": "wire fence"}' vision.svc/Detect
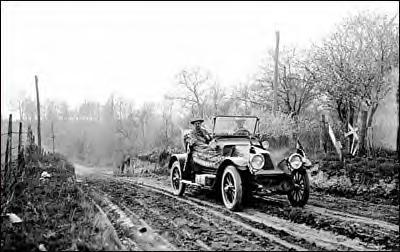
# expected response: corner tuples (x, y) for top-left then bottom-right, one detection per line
(1, 131), (28, 158)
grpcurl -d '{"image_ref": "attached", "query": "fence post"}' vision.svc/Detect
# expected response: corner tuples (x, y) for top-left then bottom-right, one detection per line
(8, 114), (12, 167)
(18, 122), (22, 154)
(4, 137), (10, 176)
(4, 114), (12, 187)
(18, 122), (24, 170)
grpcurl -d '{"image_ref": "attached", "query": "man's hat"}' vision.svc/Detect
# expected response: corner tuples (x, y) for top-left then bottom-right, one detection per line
(190, 118), (204, 124)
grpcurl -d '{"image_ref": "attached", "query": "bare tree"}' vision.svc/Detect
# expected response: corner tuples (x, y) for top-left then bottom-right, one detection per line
(138, 102), (154, 149)
(161, 100), (173, 146)
(312, 11), (399, 155)
(45, 100), (59, 122)
(207, 81), (228, 116)
(166, 66), (212, 118)
(256, 47), (319, 118)
(58, 101), (70, 121)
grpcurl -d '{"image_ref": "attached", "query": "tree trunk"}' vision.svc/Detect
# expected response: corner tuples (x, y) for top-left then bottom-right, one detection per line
(358, 110), (368, 156)
(365, 104), (378, 155)
(320, 114), (330, 154)
(346, 104), (354, 153)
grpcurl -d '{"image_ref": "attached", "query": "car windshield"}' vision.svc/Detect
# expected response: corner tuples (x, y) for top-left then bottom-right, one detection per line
(213, 116), (258, 135)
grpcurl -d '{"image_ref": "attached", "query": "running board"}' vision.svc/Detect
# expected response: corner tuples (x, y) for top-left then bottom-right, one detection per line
(181, 180), (201, 186)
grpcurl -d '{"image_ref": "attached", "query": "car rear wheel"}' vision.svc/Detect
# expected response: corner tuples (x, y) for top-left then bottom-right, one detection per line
(287, 169), (309, 207)
(221, 166), (243, 211)
(171, 161), (185, 196)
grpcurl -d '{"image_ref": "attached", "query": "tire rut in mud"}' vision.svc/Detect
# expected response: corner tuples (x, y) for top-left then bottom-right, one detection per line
(250, 196), (399, 250)
(104, 176), (352, 251)
(84, 177), (308, 251)
(136, 180), (381, 251)
(119, 174), (398, 251)
(118, 175), (397, 251)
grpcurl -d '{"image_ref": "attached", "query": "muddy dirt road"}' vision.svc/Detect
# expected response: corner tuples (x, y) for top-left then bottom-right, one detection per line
(75, 164), (399, 251)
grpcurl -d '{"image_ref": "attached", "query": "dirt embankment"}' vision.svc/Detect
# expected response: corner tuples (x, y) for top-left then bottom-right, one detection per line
(310, 155), (399, 206)
(1, 153), (123, 251)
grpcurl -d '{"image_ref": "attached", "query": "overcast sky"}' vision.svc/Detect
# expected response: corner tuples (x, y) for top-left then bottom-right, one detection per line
(1, 1), (398, 116)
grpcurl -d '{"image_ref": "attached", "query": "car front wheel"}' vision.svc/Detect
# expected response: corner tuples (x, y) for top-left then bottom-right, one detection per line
(221, 166), (243, 211)
(171, 161), (186, 196)
(287, 169), (310, 207)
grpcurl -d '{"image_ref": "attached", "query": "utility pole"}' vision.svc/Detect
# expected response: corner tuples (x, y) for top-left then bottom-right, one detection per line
(273, 31), (280, 117)
(51, 121), (55, 154)
(35, 75), (41, 151)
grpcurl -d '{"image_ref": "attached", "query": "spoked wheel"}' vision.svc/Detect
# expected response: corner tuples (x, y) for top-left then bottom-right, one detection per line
(221, 166), (243, 211)
(171, 161), (185, 196)
(287, 169), (310, 207)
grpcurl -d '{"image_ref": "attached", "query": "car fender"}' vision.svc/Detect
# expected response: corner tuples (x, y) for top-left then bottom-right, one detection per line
(168, 153), (187, 170)
(219, 157), (248, 171)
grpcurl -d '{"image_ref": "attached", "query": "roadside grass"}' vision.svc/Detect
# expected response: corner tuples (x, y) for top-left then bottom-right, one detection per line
(1, 151), (123, 251)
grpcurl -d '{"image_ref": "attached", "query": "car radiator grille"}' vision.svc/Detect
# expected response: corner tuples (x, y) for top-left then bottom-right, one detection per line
(263, 154), (274, 170)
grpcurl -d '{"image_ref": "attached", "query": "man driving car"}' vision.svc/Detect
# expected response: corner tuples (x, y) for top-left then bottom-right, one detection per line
(233, 118), (250, 136)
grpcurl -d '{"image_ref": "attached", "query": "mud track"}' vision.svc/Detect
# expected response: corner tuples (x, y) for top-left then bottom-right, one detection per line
(75, 165), (398, 251)
(83, 176), (306, 251)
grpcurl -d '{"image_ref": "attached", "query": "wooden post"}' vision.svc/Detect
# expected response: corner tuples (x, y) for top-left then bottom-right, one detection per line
(4, 137), (10, 176)
(35, 75), (41, 151)
(8, 114), (12, 166)
(18, 122), (22, 154)
(320, 114), (328, 154)
(273, 31), (280, 117)
(4, 114), (12, 179)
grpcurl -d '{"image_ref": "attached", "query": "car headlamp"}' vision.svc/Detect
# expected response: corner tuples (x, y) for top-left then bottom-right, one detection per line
(250, 154), (264, 170)
(303, 157), (312, 167)
(289, 154), (302, 169)
(261, 140), (269, 150)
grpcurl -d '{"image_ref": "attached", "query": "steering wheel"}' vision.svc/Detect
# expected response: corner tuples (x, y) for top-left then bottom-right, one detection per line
(234, 129), (251, 136)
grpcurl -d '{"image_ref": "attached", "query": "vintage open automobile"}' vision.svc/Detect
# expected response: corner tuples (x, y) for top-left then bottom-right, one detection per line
(168, 115), (312, 211)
